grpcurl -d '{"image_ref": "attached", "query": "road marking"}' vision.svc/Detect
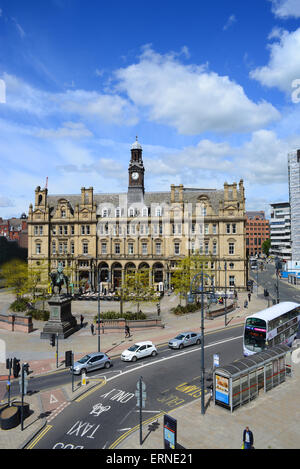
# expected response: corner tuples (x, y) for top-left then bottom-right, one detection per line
(50, 394), (59, 404)
(105, 335), (244, 383)
(26, 425), (53, 449)
(109, 412), (166, 449)
(75, 378), (107, 402)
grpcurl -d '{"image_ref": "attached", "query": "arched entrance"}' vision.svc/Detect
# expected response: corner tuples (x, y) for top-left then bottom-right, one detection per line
(153, 262), (164, 283)
(98, 262), (109, 283)
(112, 262), (122, 290)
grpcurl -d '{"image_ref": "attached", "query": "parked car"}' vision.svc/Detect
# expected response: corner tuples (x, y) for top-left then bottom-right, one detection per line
(168, 331), (201, 349)
(121, 341), (158, 362)
(70, 352), (111, 375)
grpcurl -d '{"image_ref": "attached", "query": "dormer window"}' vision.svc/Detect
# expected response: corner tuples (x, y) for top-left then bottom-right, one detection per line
(142, 207), (148, 217)
(61, 209), (66, 218)
(128, 208), (134, 217)
(115, 208), (121, 218)
(102, 208), (108, 217)
(155, 207), (162, 217)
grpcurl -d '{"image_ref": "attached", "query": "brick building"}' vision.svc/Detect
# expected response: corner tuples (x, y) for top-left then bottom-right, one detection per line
(246, 211), (270, 257)
(0, 214), (28, 249)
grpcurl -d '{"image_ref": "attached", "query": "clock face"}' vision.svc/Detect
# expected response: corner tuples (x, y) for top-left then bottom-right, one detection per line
(131, 172), (139, 180)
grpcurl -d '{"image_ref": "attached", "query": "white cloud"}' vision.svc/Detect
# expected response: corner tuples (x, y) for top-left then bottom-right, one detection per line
(60, 89), (138, 126)
(36, 122), (93, 139)
(0, 196), (15, 208)
(115, 46), (279, 135)
(223, 14), (236, 31)
(270, 0), (300, 18)
(1, 73), (138, 126)
(11, 17), (26, 39)
(250, 28), (300, 95)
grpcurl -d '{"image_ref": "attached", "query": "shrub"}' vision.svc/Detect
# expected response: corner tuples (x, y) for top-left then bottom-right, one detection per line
(171, 303), (201, 315)
(10, 298), (29, 312)
(94, 310), (147, 321)
(26, 310), (50, 321)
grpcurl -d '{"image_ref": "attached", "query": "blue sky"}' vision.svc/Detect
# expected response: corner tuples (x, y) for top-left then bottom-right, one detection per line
(1, 0), (300, 218)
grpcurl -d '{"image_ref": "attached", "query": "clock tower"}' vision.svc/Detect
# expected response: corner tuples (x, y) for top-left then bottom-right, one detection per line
(128, 136), (145, 204)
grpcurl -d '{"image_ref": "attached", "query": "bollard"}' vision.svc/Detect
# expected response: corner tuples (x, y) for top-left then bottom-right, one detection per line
(81, 372), (87, 386)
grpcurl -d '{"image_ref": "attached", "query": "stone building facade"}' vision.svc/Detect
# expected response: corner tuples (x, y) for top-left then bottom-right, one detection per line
(27, 138), (247, 292)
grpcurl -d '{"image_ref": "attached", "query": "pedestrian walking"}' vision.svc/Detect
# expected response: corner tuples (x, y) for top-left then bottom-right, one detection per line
(90, 323), (94, 335)
(125, 324), (130, 338)
(244, 300), (248, 309)
(248, 292), (251, 302)
(80, 314), (84, 328)
(243, 426), (254, 449)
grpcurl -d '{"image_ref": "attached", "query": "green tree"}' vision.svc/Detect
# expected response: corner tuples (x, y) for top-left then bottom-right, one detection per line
(171, 252), (213, 305)
(262, 239), (271, 256)
(1, 259), (29, 299)
(122, 268), (157, 313)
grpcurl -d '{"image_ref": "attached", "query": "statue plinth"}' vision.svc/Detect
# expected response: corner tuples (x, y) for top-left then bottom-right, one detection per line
(40, 295), (77, 340)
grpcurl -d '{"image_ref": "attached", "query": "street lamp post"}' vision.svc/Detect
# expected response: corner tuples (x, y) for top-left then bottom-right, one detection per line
(97, 271), (101, 353)
(189, 271), (215, 415)
(224, 261), (227, 327)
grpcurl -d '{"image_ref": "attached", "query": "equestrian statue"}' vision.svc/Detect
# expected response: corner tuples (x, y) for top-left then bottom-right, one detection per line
(50, 262), (69, 295)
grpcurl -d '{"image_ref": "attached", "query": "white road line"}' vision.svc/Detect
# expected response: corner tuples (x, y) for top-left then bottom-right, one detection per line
(105, 335), (244, 383)
(134, 410), (160, 413)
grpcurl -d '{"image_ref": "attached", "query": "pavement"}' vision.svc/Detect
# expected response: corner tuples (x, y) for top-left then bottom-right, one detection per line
(0, 279), (299, 450)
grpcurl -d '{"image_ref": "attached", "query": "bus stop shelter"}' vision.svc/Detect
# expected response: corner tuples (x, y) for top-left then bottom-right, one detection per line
(213, 345), (292, 412)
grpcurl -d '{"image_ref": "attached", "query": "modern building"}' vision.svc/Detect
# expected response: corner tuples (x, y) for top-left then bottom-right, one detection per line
(27, 138), (247, 292)
(269, 202), (291, 261)
(288, 149), (300, 263)
(246, 211), (270, 257)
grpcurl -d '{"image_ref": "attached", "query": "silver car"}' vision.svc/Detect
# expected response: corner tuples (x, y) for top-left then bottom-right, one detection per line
(168, 332), (201, 349)
(70, 352), (111, 375)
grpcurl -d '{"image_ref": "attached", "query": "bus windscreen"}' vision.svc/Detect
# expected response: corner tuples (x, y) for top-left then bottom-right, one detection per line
(244, 317), (267, 353)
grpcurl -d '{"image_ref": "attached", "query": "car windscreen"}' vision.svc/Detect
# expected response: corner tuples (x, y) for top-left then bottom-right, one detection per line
(174, 334), (185, 340)
(128, 345), (139, 352)
(77, 355), (90, 363)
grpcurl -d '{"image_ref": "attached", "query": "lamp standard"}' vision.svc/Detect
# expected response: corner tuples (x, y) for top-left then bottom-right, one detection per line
(218, 261), (228, 326)
(97, 269), (101, 353)
(189, 271), (215, 415)
(224, 261), (227, 327)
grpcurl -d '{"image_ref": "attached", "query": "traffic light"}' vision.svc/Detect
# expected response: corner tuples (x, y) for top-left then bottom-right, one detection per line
(50, 334), (56, 347)
(65, 350), (73, 367)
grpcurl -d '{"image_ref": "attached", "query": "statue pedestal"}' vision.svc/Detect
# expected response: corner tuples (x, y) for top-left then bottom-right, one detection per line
(40, 295), (77, 339)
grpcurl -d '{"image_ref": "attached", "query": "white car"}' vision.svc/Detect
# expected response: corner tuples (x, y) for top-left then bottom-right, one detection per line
(121, 341), (158, 362)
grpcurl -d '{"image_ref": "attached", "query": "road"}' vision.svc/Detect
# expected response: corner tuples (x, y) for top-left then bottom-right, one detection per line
(26, 324), (244, 449)
(250, 262), (300, 304)
(18, 264), (300, 449)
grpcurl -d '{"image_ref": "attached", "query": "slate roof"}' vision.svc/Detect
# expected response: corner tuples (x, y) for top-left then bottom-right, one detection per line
(47, 186), (243, 215)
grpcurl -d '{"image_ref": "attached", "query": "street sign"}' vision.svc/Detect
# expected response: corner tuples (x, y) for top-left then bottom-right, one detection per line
(135, 390), (146, 407)
(136, 379), (146, 408)
(136, 380), (146, 391)
(213, 354), (220, 367)
(19, 375), (28, 395)
(164, 414), (177, 449)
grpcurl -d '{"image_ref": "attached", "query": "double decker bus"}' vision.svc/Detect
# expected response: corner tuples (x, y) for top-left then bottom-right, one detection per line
(243, 302), (300, 356)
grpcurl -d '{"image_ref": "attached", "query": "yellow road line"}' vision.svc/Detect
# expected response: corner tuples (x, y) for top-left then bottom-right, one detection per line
(26, 424), (53, 449)
(109, 411), (166, 449)
(75, 378), (106, 402)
